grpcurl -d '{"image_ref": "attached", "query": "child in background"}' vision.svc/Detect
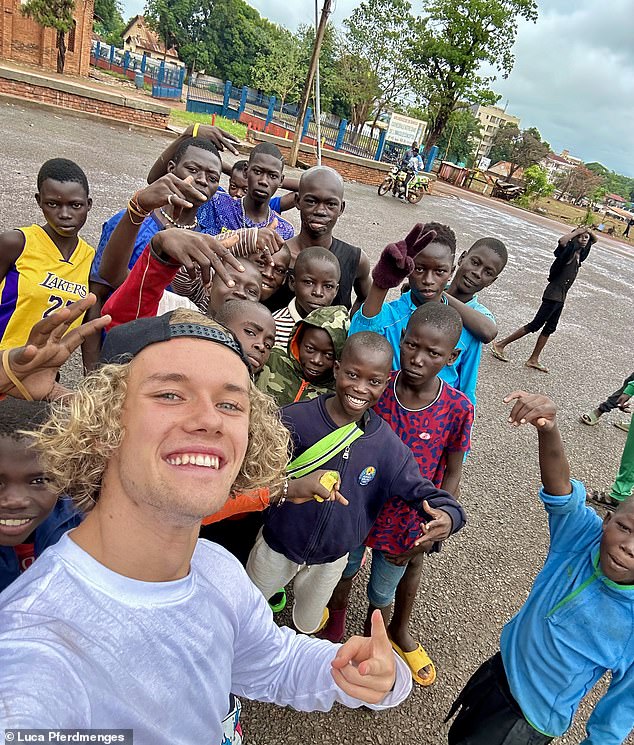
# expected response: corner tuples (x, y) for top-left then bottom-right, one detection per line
(587, 378), (634, 511)
(0, 159), (94, 350)
(0, 398), (81, 593)
(273, 247), (341, 349)
(198, 143), (295, 241)
(491, 225), (595, 373)
(580, 370), (633, 432)
(227, 159), (298, 213)
(320, 304), (473, 687)
(247, 332), (466, 634)
(256, 305), (349, 407)
(227, 160), (248, 199)
(448, 390), (634, 745)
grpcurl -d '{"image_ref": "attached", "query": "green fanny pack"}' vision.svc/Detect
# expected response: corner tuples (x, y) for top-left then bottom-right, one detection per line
(286, 417), (366, 479)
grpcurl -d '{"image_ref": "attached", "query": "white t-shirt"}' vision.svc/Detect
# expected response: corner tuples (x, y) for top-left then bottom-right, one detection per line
(0, 534), (411, 743)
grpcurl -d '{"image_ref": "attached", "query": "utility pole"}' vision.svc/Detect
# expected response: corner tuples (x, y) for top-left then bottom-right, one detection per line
(314, 0), (322, 166)
(288, 0), (332, 167)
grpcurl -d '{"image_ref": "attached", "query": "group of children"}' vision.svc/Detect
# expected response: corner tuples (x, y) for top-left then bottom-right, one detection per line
(0, 125), (632, 744)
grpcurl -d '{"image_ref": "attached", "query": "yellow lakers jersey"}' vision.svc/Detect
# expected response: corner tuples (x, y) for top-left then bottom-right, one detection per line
(0, 225), (95, 350)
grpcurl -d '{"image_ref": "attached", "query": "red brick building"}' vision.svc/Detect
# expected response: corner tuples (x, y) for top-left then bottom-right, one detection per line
(0, 0), (94, 76)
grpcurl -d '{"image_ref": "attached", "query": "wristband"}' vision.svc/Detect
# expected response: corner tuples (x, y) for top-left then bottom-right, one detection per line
(192, 123), (200, 137)
(1, 351), (34, 401)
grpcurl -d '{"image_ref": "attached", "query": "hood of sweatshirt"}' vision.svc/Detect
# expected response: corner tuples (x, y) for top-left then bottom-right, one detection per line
(287, 306), (350, 378)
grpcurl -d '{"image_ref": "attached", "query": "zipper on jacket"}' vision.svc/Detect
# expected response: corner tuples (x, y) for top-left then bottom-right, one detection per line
(303, 445), (353, 563)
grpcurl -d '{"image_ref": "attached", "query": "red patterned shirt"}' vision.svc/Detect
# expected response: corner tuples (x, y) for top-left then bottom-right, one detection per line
(365, 372), (473, 553)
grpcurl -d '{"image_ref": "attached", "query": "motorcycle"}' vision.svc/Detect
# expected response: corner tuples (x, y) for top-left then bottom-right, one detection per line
(378, 166), (430, 204)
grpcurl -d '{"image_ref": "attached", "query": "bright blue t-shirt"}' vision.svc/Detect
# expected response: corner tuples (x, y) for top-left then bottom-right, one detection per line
(349, 292), (493, 407)
(501, 480), (634, 743)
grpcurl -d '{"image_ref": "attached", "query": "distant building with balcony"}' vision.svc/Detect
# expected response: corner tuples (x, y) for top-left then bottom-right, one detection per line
(470, 104), (520, 160)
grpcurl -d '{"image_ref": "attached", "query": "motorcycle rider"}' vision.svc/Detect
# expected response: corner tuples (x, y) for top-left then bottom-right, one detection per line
(398, 144), (424, 200)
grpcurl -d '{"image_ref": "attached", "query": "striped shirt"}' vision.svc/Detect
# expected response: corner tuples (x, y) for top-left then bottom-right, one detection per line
(272, 298), (302, 349)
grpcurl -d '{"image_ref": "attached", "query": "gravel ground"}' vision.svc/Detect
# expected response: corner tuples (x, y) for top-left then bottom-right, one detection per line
(1, 101), (632, 744)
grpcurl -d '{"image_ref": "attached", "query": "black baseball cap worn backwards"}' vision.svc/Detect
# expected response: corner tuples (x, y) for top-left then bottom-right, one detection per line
(99, 312), (253, 376)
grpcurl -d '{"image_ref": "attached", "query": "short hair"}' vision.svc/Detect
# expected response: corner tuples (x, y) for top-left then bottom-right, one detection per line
(215, 299), (273, 328)
(341, 331), (393, 366)
(37, 158), (89, 196)
(0, 399), (51, 442)
(294, 247), (341, 280)
(249, 142), (284, 166)
(468, 237), (508, 268)
(299, 166), (344, 195)
(406, 303), (463, 347)
(231, 159), (248, 175)
(422, 221), (457, 255)
(172, 136), (220, 165)
(32, 308), (289, 511)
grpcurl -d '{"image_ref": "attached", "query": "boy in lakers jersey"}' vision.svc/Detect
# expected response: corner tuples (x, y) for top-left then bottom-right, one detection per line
(0, 159), (94, 350)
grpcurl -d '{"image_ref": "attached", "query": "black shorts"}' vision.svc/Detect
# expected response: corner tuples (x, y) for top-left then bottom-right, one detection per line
(446, 653), (554, 745)
(524, 299), (564, 336)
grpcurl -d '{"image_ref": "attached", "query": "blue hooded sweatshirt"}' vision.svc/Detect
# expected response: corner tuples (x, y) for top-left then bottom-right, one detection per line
(501, 480), (634, 744)
(0, 497), (81, 593)
(263, 394), (466, 565)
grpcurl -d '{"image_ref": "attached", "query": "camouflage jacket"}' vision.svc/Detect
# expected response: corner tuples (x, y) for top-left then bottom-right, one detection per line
(256, 305), (350, 408)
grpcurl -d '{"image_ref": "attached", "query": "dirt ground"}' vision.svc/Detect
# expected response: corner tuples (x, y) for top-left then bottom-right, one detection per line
(1, 101), (632, 744)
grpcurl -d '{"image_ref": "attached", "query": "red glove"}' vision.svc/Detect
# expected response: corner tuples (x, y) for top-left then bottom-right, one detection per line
(371, 226), (438, 290)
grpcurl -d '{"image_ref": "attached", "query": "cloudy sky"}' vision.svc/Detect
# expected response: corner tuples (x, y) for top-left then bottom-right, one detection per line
(123, 0), (634, 176)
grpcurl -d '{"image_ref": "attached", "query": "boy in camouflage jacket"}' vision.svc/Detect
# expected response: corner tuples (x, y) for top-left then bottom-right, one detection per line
(256, 305), (349, 407)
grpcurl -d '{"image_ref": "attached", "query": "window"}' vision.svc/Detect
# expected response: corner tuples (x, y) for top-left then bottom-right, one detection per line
(68, 20), (76, 52)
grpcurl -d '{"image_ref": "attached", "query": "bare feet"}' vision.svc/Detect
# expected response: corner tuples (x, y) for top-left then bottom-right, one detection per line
(525, 360), (549, 373)
(491, 342), (510, 362)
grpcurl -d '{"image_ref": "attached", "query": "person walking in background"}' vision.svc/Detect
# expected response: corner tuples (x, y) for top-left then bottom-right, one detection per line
(491, 226), (596, 373)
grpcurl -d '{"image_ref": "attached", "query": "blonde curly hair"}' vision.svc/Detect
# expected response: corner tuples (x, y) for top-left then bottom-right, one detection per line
(32, 310), (290, 513)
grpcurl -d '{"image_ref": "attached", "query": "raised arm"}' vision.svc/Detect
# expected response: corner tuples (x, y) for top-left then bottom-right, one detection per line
(444, 292), (498, 343)
(558, 225), (591, 247)
(148, 124), (240, 183)
(98, 175), (208, 289)
(504, 390), (571, 496)
(358, 226), (436, 319)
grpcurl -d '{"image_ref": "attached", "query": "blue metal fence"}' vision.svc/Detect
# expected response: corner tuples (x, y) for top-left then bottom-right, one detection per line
(90, 40), (185, 99)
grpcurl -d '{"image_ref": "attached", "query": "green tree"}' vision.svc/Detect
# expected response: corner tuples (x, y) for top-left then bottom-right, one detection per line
(489, 124), (550, 179)
(296, 22), (340, 113)
(343, 0), (415, 133)
(408, 0), (538, 155)
(21, 0), (75, 73)
(252, 30), (305, 110)
(145, 0), (195, 62)
(585, 162), (634, 202)
(93, 0), (125, 45)
(435, 107), (482, 164)
(517, 164), (553, 206)
(145, 0), (282, 82)
(334, 52), (381, 134)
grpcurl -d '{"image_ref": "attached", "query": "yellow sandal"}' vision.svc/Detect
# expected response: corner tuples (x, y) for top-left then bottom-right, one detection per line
(389, 639), (437, 686)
